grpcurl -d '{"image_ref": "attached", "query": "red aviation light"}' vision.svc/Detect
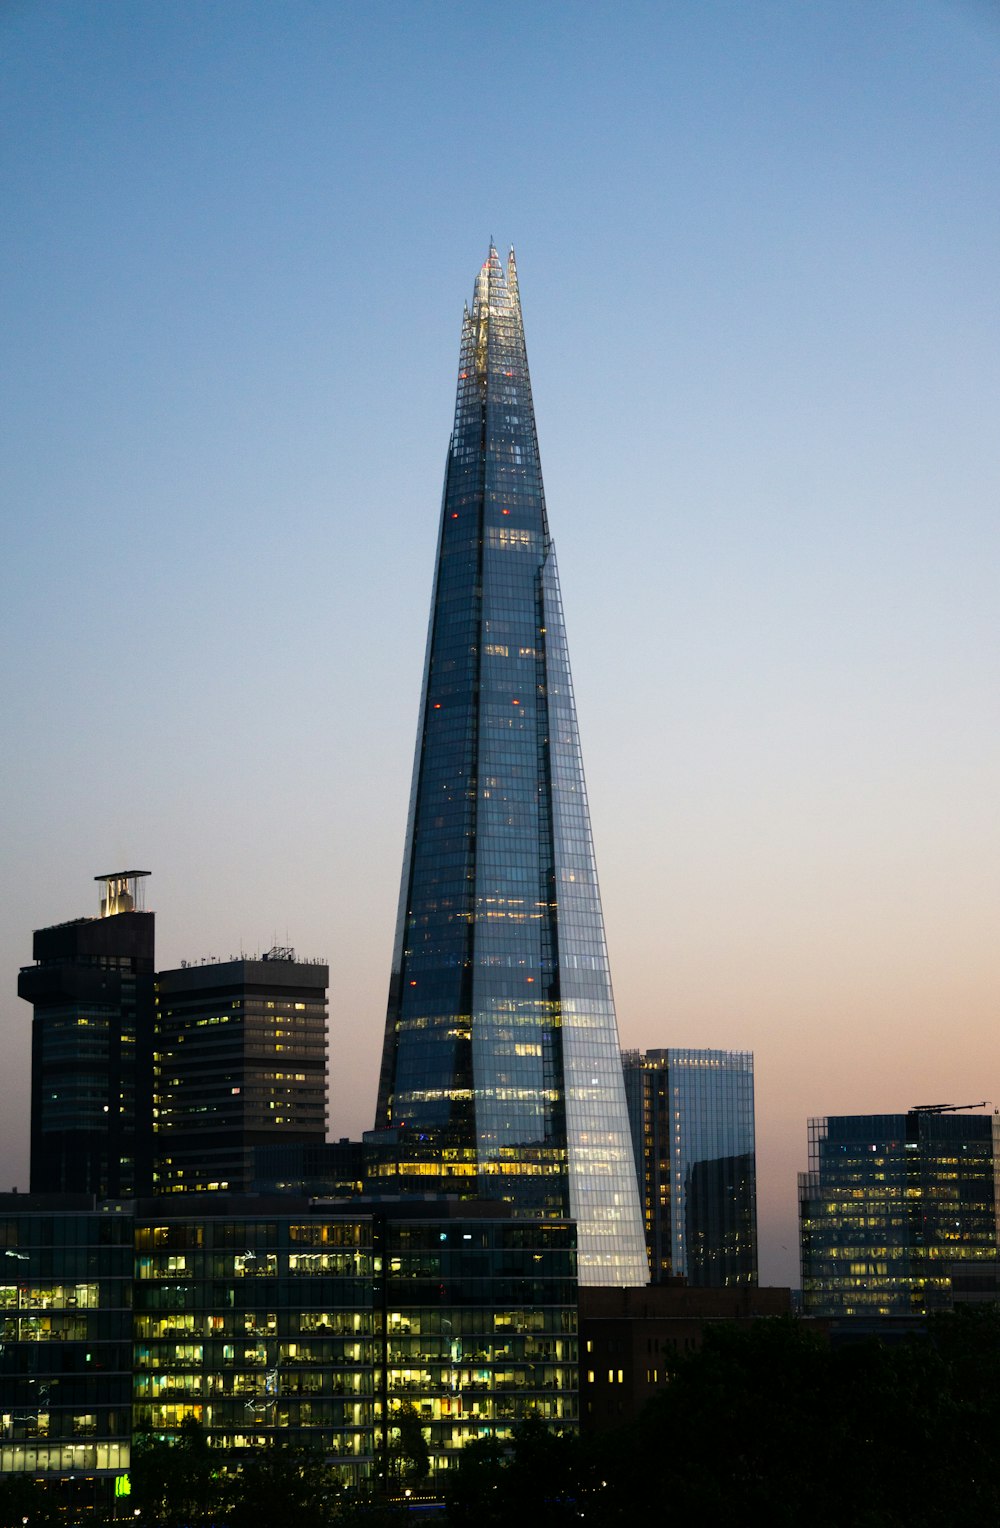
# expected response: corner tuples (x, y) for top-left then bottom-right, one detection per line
(502, 508), (510, 515)
(433, 703), (441, 709)
(512, 699), (520, 705)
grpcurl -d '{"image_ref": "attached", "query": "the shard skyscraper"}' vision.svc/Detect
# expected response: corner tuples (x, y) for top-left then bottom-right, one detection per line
(375, 246), (647, 1285)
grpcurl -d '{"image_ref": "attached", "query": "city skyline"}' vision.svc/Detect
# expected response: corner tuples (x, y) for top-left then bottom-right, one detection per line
(2, 4), (999, 1289)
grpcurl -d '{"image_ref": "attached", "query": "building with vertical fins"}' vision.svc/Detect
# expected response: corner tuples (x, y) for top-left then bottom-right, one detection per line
(18, 871), (155, 1197)
(622, 1048), (758, 1286)
(373, 245), (647, 1286)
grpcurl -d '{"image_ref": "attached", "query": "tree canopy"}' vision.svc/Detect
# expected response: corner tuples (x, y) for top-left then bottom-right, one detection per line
(447, 1307), (1000, 1527)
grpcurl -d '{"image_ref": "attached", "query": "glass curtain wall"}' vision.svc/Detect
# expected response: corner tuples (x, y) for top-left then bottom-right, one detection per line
(622, 1048), (757, 1286)
(799, 1110), (1000, 1316)
(376, 247), (646, 1285)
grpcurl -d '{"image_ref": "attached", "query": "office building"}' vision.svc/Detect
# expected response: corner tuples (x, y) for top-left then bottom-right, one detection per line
(18, 871), (155, 1198)
(0, 1194), (576, 1509)
(0, 1195), (134, 1516)
(132, 1201), (374, 1471)
(155, 948), (328, 1194)
(375, 1201), (577, 1467)
(134, 1199), (575, 1478)
(373, 245), (646, 1286)
(622, 1049), (757, 1286)
(578, 1282), (790, 1433)
(799, 1106), (1000, 1317)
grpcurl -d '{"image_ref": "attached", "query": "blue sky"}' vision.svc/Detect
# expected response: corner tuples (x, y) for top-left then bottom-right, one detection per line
(2, 0), (998, 1284)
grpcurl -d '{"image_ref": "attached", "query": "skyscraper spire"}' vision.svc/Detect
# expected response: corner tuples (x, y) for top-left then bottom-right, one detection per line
(376, 247), (647, 1284)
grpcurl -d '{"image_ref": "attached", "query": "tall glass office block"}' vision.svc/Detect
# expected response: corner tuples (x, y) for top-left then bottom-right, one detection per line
(668, 1048), (757, 1285)
(375, 247), (647, 1285)
(622, 1048), (757, 1286)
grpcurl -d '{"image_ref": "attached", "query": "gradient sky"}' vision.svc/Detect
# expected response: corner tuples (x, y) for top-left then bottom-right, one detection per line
(2, 1), (998, 1287)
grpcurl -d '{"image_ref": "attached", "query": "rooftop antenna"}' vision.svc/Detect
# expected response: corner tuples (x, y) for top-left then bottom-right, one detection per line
(910, 1101), (988, 1114)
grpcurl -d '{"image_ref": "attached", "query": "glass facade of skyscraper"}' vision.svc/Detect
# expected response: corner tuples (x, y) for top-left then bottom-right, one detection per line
(375, 247), (647, 1285)
(799, 1109), (1000, 1317)
(622, 1049), (757, 1286)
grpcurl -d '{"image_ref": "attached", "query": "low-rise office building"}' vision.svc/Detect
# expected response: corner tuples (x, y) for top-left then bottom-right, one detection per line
(799, 1107), (1000, 1317)
(0, 1196), (134, 1514)
(0, 1194), (577, 1510)
(379, 1205), (577, 1464)
(578, 1282), (791, 1432)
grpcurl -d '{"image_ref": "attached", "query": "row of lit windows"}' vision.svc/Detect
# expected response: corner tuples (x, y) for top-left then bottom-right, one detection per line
(137, 1251), (371, 1279)
(0, 1283), (100, 1311)
(0, 1442), (127, 1472)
